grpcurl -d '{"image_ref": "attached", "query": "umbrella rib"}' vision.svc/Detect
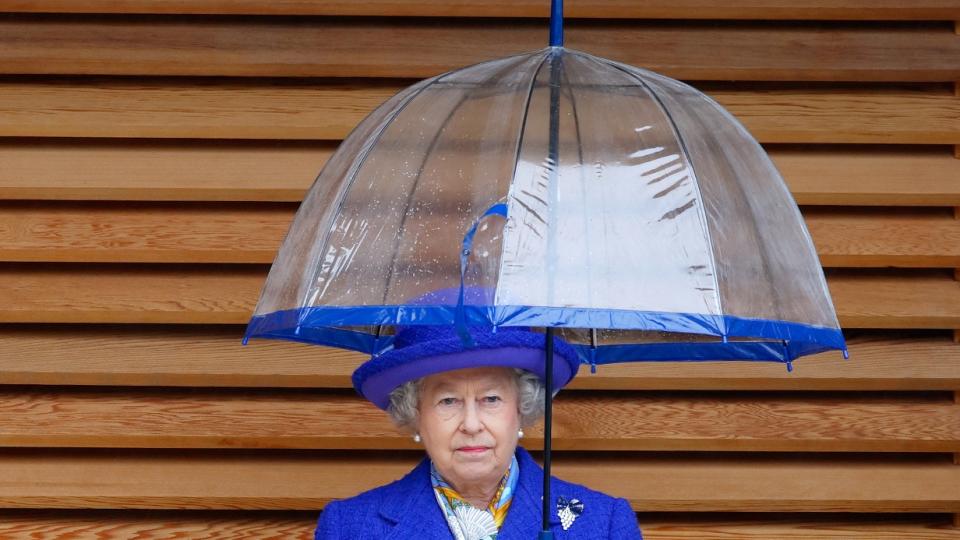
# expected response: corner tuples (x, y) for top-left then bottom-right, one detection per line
(293, 75), (441, 324)
(597, 56), (729, 338)
(560, 53), (592, 312)
(492, 50), (553, 314)
(380, 54), (540, 309)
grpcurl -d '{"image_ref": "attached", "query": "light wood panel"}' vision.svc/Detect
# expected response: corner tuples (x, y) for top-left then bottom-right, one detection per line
(0, 202), (294, 263)
(0, 450), (957, 512)
(0, 266), (958, 327)
(1, 389), (956, 452)
(0, 1), (956, 20)
(0, 511), (319, 539)
(0, 264), (263, 324)
(1, 17), (958, 81)
(1, 203), (954, 267)
(0, 80), (398, 140)
(1, 142), (957, 205)
(0, 512), (957, 539)
(807, 208), (960, 268)
(0, 81), (956, 144)
(0, 139), (331, 202)
(827, 271), (960, 328)
(776, 146), (960, 206)
(1, 327), (954, 391)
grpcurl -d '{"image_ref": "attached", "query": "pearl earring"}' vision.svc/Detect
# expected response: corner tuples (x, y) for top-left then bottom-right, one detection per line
(413, 433), (422, 443)
(517, 429), (524, 439)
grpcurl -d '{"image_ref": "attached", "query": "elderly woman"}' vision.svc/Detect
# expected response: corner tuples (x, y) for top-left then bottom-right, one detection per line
(315, 325), (643, 539)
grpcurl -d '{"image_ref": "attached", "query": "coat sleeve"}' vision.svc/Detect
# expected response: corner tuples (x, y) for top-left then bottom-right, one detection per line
(314, 502), (342, 540)
(608, 497), (643, 539)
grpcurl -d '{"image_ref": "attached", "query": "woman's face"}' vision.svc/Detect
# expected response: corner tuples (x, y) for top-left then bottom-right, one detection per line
(417, 367), (521, 493)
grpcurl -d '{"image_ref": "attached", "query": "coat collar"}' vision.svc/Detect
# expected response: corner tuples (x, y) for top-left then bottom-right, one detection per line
(496, 447), (563, 540)
(379, 457), (451, 540)
(381, 448), (561, 540)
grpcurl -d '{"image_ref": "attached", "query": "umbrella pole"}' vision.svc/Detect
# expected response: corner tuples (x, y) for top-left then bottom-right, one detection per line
(540, 326), (556, 539)
(540, 10), (563, 534)
(549, 0), (563, 47)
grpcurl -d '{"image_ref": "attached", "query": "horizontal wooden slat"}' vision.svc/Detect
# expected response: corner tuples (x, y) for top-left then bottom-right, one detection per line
(0, 139), (331, 201)
(2, 17), (959, 81)
(0, 266), (958, 328)
(0, 327), (954, 391)
(0, 1), (956, 20)
(806, 208), (960, 268)
(1, 142), (957, 206)
(1, 450), (957, 512)
(0, 202), (293, 264)
(0, 511), (957, 539)
(1, 389), (956, 452)
(0, 264), (261, 324)
(0, 81), (956, 144)
(776, 146), (960, 207)
(827, 271), (960, 328)
(0, 511), (319, 539)
(1, 203), (954, 267)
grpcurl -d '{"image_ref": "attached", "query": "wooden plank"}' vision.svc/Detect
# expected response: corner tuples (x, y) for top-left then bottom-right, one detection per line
(1, 203), (954, 267)
(0, 266), (958, 327)
(0, 511), (319, 539)
(807, 208), (960, 268)
(0, 511), (958, 539)
(0, 142), (957, 206)
(1, 388), (956, 452)
(0, 80), (399, 140)
(777, 146), (960, 206)
(0, 450), (957, 512)
(0, 264), (263, 324)
(0, 139), (332, 202)
(0, 327), (955, 391)
(0, 202), (295, 264)
(705, 86), (960, 144)
(827, 271), (960, 328)
(0, 1), (956, 20)
(0, 81), (956, 144)
(1, 17), (959, 81)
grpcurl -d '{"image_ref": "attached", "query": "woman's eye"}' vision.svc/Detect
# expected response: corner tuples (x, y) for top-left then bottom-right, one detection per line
(438, 397), (458, 406)
(482, 395), (502, 404)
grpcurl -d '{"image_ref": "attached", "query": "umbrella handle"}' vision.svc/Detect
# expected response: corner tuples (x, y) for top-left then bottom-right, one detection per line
(541, 327), (556, 537)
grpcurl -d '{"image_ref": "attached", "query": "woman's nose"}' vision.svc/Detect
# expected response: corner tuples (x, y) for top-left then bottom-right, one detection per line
(459, 401), (484, 433)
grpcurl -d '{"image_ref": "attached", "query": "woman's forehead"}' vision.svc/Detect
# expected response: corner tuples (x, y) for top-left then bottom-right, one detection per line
(422, 367), (515, 391)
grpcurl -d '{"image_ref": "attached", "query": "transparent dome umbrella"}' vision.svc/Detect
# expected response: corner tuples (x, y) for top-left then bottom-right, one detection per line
(244, 3), (846, 537)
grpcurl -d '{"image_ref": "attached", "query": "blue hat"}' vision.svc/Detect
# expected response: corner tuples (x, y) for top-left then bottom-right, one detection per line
(352, 325), (581, 410)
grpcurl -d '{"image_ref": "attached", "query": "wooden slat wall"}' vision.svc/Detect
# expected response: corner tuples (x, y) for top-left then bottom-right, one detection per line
(0, 2), (958, 538)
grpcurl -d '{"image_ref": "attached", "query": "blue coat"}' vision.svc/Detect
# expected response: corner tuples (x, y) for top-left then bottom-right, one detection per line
(315, 447), (642, 539)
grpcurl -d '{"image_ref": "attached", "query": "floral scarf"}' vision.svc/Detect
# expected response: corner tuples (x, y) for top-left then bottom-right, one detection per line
(430, 456), (519, 540)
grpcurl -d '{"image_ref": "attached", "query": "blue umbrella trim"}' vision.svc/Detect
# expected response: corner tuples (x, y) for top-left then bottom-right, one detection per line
(244, 305), (846, 363)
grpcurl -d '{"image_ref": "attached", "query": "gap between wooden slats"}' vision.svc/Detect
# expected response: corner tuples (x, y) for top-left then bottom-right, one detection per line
(0, 80), (956, 143)
(0, 326), (953, 391)
(0, 17), (958, 81)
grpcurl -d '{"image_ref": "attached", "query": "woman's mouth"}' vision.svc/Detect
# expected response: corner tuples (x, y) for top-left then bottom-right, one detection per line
(456, 446), (490, 453)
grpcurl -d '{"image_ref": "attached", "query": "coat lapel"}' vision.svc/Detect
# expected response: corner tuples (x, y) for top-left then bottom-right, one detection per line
(498, 448), (562, 540)
(381, 458), (451, 540)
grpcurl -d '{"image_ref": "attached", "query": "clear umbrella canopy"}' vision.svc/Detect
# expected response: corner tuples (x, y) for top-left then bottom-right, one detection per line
(245, 46), (846, 368)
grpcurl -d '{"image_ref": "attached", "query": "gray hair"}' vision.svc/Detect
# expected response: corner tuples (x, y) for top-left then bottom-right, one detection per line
(387, 368), (546, 429)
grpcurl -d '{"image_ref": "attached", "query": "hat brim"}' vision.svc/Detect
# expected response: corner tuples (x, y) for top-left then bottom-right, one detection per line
(354, 332), (580, 410)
